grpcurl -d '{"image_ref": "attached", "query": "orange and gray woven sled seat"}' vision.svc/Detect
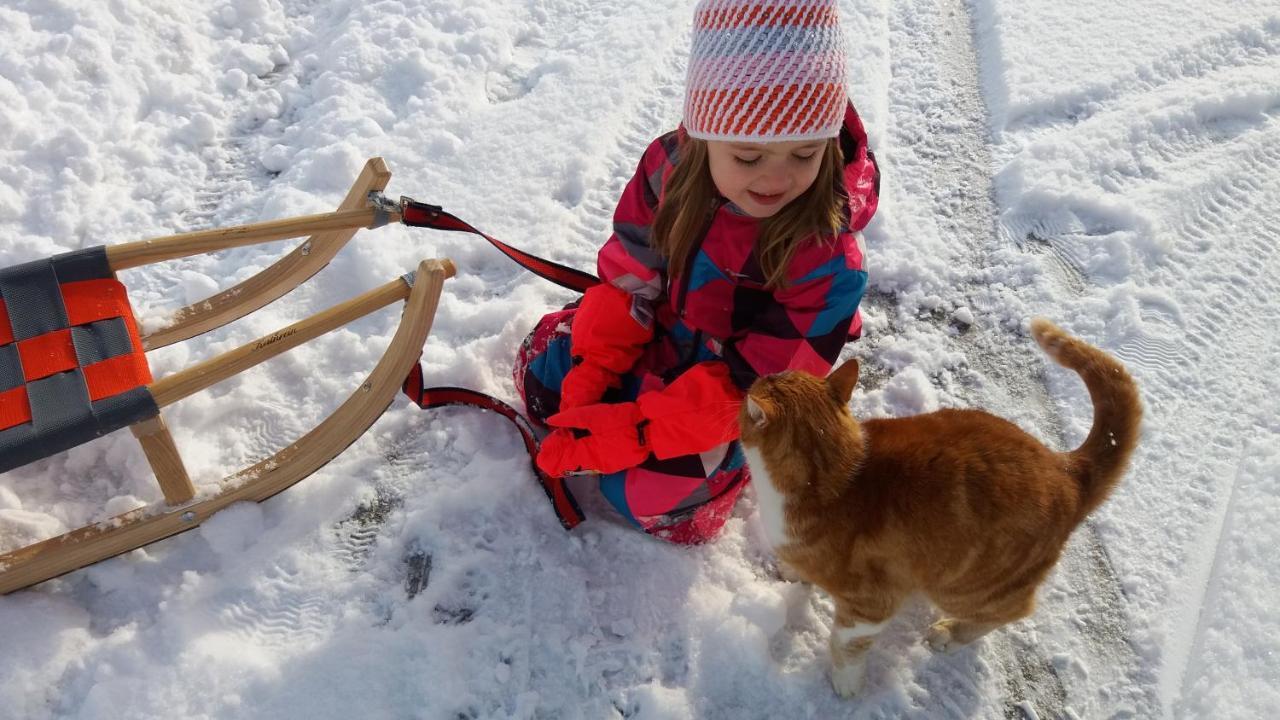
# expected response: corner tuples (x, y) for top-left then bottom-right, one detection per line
(0, 158), (453, 594)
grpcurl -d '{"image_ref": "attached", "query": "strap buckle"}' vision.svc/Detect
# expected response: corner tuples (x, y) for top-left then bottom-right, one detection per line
(367, 192), (444, 227)
(400, 195), (443, 218)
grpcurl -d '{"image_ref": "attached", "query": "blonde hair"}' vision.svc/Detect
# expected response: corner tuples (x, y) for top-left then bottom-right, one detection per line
(651, 137), (846, 290)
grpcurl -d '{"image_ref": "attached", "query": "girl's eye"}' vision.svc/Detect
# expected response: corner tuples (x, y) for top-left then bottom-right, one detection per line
(793, 153), (818, 162)
(734, 156), (762, 166)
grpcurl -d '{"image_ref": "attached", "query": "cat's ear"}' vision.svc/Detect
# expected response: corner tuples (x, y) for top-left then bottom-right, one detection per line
(828, 358), (860, 404)
(746, 395), (771, 429)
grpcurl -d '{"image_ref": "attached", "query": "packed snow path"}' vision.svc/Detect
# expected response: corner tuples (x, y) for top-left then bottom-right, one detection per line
(1, 0), (1278, 718)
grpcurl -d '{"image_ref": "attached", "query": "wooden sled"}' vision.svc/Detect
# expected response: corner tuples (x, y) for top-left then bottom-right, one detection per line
(0, 159), (454, 594)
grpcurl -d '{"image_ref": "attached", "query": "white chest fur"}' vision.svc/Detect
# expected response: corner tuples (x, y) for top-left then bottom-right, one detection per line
(743, 446), (788, 548)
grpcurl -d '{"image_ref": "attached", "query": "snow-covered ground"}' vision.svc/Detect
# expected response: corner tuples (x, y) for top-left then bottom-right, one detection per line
(2, 0), (1277, 717)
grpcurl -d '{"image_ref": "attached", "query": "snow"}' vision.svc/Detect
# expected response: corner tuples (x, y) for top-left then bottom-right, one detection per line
(1175, 442), (1280, 719)
(2, 0), (1278, 718)
(971, 1), (1280, 131)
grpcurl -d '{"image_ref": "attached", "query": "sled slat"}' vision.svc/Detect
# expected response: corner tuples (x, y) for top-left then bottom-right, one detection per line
(106, 207), (391, 271)
(147, 276), (413, 409)
(140, 158), (395, 350)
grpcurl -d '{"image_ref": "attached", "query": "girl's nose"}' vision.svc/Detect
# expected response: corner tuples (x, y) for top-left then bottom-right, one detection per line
(759, 170), (792, 193)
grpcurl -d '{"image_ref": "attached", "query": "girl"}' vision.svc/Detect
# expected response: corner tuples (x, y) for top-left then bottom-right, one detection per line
(514, 0), (880, 544)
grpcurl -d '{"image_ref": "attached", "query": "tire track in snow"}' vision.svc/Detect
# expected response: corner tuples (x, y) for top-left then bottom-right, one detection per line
(556, 14), (689, 267)
(180, 0), (325, 233)
(184, 0), (373, 635)
(1138, 147), (1280, 717)
(1011, 109), (1277, 382)
(1003, 19), (1280, 133)
(884, 0), (1072, 713)
(994, 25), (1280, 716)
(1168, 374), (1280, 718)
(1117, 122), (1280, 386)
(879, 0), (1148, 716)
(1171, 446), (1251, 718)
(465, 0), (691, 287)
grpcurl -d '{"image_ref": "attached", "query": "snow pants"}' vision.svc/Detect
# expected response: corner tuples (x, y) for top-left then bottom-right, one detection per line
(514, 304), (747, 544)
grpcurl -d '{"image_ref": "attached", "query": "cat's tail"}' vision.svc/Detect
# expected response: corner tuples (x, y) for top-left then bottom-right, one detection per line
(1030, 318), (1142, 521)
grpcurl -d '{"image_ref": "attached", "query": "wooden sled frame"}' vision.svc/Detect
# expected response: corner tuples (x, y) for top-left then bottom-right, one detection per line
(132, 157), (399, 350)
(0, 160), (454, 594)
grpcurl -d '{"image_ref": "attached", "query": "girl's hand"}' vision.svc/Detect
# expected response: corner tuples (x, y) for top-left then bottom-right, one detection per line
(536, 361), (742, 477)
(558, 360), (619, 410)
(536, 402), (649, 477)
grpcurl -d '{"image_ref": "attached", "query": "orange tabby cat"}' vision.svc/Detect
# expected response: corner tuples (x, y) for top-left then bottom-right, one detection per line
(738, 318), (1141, 698)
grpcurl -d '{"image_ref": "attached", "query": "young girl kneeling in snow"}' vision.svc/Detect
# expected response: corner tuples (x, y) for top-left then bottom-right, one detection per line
(514, 0), (879, 543)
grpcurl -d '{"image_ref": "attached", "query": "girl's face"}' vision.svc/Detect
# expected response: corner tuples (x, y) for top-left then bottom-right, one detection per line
(705, 139), (827, 218)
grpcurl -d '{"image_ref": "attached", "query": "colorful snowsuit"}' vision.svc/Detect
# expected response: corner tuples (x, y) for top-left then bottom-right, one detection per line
(515, 102), (879, 543)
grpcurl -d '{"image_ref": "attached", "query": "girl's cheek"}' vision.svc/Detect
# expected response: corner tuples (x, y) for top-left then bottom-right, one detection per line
(801, 168), (822, 192)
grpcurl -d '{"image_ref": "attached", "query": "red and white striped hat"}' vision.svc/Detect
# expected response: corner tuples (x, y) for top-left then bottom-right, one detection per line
(684, 0), (848, 142)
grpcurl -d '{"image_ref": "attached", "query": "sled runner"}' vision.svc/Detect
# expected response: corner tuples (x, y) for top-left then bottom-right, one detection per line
(0, 159), (453, 594)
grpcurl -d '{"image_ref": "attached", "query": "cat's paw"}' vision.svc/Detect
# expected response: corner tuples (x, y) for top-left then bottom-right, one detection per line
(775, 561), (804, 583)
(926, 618), (999, 651)
(925, 619), (958, 653)
(829, 661), (867, 698)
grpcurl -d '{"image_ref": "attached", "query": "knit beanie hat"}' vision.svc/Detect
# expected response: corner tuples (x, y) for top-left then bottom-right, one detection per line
(684, 0), (848, 142)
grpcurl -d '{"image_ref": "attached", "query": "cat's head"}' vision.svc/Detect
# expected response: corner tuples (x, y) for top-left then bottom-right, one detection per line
(739, 359), (864, 486)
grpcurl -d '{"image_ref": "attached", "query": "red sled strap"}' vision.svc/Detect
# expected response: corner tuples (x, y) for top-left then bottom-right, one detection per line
(399, 198), (600, 295)
(397, 198), (599, 530)
(401, 363), (585, 530)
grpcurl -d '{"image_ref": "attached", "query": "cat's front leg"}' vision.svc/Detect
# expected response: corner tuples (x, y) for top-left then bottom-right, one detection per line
(828, 619), (886, 697)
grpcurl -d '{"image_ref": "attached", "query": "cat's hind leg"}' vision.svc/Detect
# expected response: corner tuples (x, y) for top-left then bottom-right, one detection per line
(926, 585), (1038, 653)
(925, 617), (1002, 652)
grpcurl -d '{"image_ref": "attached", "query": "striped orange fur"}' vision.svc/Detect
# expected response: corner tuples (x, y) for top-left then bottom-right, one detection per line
(738, 318), (1142, 697)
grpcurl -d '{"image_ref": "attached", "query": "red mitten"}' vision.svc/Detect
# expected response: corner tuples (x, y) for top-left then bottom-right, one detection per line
(558, 360), (620, 410)
(556, 284), (653, 411)
(548, 401), (642, 431)
(571, 284), (652, 374)
(536, 402), (649, 477)
(635, 362), (743, 459)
